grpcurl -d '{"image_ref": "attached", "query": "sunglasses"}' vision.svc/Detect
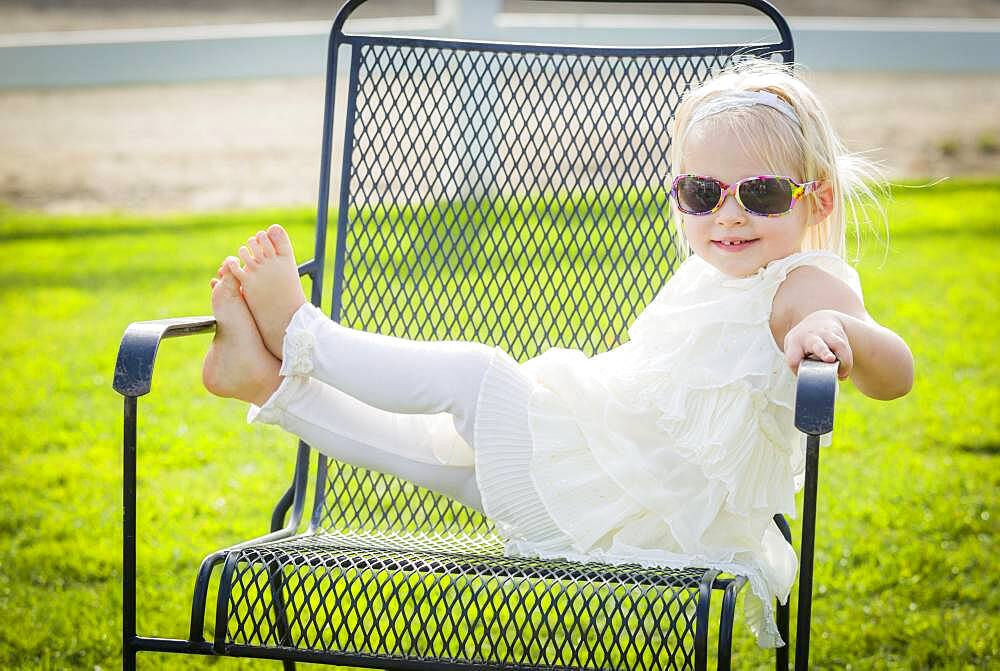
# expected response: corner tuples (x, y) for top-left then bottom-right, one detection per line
(671, 174), (822, 217)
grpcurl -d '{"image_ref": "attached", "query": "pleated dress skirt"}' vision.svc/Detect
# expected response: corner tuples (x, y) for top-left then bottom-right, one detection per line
(470, 345), (579, 554)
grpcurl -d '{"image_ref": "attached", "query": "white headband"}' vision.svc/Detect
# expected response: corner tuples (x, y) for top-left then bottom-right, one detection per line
(689, 90), (801, 129)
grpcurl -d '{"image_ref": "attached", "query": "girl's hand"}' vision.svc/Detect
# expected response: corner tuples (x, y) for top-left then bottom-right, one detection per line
(783, 309), (853, 380)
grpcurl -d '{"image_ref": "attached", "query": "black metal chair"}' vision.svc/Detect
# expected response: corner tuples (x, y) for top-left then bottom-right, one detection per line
(114, 1), (839, 669)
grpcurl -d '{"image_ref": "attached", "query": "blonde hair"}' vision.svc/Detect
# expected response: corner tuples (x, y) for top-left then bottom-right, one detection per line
(668, 59), (887, 262)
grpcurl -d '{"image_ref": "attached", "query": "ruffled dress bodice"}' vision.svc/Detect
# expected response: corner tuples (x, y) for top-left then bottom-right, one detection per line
(471, 249), (863, 649)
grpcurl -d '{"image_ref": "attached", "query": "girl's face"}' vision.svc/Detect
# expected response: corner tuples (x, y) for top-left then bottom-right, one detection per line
(679, 123), (814, 278)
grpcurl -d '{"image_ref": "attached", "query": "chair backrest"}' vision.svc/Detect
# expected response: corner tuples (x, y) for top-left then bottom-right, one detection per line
(304, 0), (794, 537)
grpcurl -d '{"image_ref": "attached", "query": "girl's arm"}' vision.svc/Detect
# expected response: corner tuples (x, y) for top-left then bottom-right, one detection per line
(771, 266), (914, 401)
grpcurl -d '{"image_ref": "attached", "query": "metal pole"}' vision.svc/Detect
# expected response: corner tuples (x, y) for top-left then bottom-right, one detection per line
(123, 396), (138, 671)
(795, 436), (821, 670)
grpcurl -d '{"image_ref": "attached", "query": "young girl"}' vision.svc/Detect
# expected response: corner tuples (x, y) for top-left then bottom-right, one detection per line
(201, 60), (914, 649)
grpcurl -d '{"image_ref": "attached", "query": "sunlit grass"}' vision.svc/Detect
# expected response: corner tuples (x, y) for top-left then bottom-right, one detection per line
(0, 179), (997, 669)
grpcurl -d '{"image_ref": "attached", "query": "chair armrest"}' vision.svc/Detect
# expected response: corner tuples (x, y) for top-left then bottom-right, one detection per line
(113, 316), (216, 397)
(794, 359), (839, 436)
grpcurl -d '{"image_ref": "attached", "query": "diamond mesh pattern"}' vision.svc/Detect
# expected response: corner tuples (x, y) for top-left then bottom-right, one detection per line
(225, 534), (710, 670)
(220, 36), (776, 669)
(319, 42), (736, 536)
(338, 44), (729, 357)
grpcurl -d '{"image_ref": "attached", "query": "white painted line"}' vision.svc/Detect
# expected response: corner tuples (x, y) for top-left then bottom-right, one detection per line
(1, 14), (997, 88)
(0, 16), (444, 48)
(3, 15), (998, 48)
(497, 13), (1000, 32)
(789, 16), (1000, 32)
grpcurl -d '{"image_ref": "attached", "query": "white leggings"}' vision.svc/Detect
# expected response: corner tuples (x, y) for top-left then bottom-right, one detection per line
(248, 302), (500, 511)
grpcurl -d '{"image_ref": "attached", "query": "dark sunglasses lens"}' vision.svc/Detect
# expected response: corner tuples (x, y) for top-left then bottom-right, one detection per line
(675, 177), (721, 214)
(738, 177), (794, 215)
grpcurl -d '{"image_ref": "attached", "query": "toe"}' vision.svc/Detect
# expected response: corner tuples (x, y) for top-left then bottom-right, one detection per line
(225, 256), (248, 282)
(220, 264), (246, 288)
(247, 235), (264, 260)
(211, 265), (244, 304)
(238, 245), (255, 268)
(266, 224), (295, 257)
(210, 277), (220, 289)
(256, 231), (276, 257)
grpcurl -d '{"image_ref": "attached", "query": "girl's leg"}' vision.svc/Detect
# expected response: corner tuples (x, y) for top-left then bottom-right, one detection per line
(229, 225), (497, 450)
(278, 301), (497, 452)
(204, 266), (483, 509)
(250, 375), (483, 510)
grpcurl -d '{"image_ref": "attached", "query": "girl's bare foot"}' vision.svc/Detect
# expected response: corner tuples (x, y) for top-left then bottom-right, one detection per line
(203, 266), (282, 406)
(225, 224), (306, 360)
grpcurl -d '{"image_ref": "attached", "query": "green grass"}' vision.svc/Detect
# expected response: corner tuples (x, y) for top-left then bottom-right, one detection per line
(0, 180), (997, 670)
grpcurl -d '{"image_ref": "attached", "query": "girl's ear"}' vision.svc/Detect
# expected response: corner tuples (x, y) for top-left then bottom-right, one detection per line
(809, 181), (835, 225)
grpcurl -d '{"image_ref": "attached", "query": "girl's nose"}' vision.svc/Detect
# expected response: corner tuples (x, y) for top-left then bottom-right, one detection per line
(714, 191), (746, 226)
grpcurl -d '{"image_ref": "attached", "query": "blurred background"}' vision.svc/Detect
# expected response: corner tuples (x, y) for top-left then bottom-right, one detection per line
(0, 0), (997, 213)
(0, 2), (997, 670)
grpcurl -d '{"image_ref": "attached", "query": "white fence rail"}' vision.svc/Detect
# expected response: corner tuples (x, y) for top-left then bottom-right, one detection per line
(1, 2), (998, 88)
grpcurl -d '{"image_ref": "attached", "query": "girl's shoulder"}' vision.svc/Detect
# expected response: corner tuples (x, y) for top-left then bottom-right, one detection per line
(635, 250), (863, 327)
(756, 250), (863, 301)
(769, 251), (868, 334)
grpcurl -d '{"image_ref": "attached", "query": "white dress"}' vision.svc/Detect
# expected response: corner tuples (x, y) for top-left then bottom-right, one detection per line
(470, 249), (864, 649)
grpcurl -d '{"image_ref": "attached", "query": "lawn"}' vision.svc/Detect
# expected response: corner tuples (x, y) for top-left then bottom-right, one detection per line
(0, 180), (997, 670)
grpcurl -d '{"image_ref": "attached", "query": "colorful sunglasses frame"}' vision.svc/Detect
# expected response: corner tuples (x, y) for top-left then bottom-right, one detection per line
(671, 173), (822, 217)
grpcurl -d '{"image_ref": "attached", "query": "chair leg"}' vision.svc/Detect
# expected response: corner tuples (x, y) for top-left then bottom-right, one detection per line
(776, 598), (790, 671)
(267, 560), (295, 651)
(123, 396), (138, 671)
(717, 576), (747, 671)
(282, 660), (297, 670)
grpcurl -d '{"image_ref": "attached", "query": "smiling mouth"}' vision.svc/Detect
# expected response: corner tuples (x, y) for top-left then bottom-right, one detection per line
(712, 239), (759, 248)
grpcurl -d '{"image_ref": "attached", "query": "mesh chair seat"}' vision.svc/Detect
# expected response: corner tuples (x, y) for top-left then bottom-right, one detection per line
(218, 528), (716, 671)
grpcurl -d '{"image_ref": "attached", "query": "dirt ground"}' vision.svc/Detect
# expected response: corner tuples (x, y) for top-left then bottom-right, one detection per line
(1, 1), (998, 214)
(1, 71), (996, 215)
